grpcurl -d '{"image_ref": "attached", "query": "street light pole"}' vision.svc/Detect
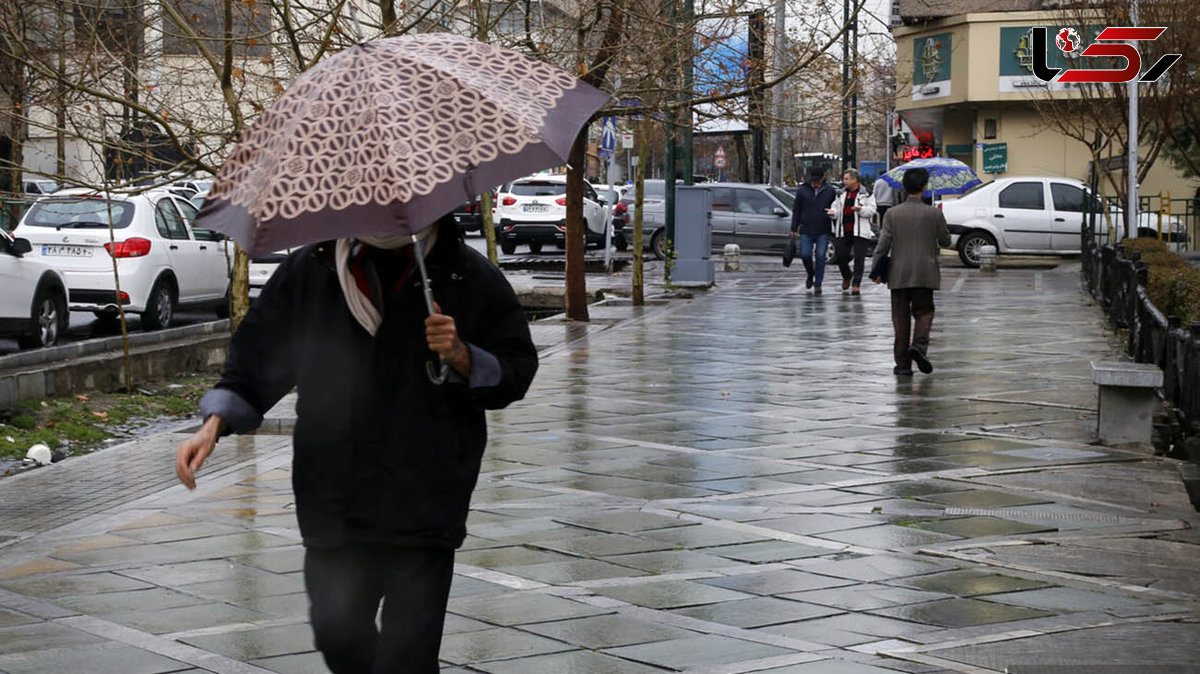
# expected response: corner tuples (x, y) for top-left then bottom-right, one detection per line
(682, 0), (694, 187)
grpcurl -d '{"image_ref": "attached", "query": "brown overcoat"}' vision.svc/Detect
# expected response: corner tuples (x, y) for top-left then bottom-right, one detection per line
(871, 195), (952, 289)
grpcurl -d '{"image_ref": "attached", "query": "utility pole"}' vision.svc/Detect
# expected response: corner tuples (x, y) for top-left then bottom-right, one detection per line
(768, 0), (787, 185)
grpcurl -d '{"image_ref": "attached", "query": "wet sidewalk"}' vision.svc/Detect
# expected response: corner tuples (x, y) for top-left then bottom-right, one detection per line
(0, 262), (1196, 673)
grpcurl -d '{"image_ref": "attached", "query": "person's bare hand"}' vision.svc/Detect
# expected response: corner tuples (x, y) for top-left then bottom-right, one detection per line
(853, 205), (862, 212)
(426, 303), (471, 377)
(176, 415), (225, 490)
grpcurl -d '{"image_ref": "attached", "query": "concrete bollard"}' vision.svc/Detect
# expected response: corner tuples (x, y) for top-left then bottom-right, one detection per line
(978, 245), (998, 273)
(723, 244), (741, 272)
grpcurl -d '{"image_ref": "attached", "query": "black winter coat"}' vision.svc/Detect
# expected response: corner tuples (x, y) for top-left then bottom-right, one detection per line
(790, 183), (837, 235)
(208, 221), (538, 549)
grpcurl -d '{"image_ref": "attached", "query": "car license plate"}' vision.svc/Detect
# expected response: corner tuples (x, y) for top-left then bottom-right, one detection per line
(42, 245), (93, 257)
(523, 203), (550, 214)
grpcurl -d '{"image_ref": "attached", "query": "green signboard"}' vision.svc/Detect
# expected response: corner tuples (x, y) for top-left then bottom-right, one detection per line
(999, 27), (1070, 76)
(913, 33), (952, 85)
(982, 143), (1008, 174)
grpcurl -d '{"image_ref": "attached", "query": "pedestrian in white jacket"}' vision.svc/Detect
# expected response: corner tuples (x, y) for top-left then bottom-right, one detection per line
(827, 169), (878, 294)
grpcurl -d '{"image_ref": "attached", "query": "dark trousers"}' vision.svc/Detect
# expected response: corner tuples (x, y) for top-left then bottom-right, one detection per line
(305, 544), (455, 674)
(836, 235), (870, 287)
(890, 288), (935, 367)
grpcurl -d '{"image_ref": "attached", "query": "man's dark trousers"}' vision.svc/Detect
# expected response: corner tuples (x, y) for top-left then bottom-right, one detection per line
(836, 235), (870, 287)
(890, 288), (934, 368)
(305, 544), (454, 673)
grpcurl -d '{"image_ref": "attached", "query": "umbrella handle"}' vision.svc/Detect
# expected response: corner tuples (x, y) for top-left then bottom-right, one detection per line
(413, 231), (450, 386)
(426, 360), (450, 385)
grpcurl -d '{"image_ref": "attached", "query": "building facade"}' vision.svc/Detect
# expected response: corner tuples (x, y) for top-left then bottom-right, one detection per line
(893, 10), (1195, 200)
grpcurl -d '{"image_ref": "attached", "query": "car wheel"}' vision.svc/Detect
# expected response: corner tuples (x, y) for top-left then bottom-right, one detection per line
(529, 242), (543, 254)
(958, 231), (996, 268)
(142, 279), (177, 330)
(651, 230), (667, 260)
(500, 240), (517, 255)
(17, 285), (67, 349)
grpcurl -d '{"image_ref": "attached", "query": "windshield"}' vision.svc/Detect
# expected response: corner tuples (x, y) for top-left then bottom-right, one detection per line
(24, 198), (136, 229)
(767, 187), (794, 206)
(511, 181), (567, 197)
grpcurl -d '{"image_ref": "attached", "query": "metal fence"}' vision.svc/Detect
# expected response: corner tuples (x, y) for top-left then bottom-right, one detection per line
(1087, 192), (1197, 253)
(1081, 222), (1200, 435)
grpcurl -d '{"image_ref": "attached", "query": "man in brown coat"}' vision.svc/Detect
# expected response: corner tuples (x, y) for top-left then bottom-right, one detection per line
(870, 167), (952, 375)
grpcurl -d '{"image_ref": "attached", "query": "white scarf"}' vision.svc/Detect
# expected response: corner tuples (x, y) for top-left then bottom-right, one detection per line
(335, 227), (437, 336)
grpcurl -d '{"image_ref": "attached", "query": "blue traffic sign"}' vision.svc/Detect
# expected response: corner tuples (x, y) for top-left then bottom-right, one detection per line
(600, 117), (617, 156)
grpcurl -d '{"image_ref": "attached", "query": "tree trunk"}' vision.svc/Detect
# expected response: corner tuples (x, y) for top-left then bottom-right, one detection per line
(230, 246), (251, 330)
(565, 128), (590, 321)
(632, 119), (649, 306)
(480, 191), (498, 265)
(6, 64), (25, 225)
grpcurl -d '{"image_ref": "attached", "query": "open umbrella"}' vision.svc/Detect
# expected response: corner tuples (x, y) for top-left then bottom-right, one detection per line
(196, 32), (609, 381)
(879, 157), (983, 199)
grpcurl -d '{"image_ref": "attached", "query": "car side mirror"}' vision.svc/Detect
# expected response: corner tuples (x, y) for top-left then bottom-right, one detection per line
(773, 207), (788, 217)
(10, 237), (32, 256)
(596, 197), (607, 206)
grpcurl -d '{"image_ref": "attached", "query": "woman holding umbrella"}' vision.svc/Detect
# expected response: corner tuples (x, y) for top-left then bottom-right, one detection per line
(174, 34), (608, 672)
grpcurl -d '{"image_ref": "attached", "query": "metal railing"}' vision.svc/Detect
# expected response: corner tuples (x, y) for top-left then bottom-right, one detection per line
(1086, 192), (1197, 252)
(1081, 221), (1200, 435)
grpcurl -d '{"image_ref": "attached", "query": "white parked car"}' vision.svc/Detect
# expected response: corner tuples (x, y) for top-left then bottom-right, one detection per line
(493, 175), (607, 254)
(941, 177), (1188, 267)
(250, 249), (295, 288)
(14, 188), (231, 330)
(0, 229), (69, 349)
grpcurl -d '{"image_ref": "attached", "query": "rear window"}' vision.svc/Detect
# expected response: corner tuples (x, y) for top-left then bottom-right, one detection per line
(511, 182), (567, 196)
(24, 198), (135, 229)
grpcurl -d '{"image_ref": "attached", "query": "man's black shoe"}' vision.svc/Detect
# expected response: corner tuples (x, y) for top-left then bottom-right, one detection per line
(893, 365), (914, 376)
(806, 275), (814, 289)
(813, 285), (823, 295)
(908, 346), (933, 374)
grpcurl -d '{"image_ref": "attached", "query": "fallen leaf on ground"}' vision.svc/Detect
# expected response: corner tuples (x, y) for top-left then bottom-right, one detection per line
(76, 395), (89, 402)
(91, 412), (108, 420)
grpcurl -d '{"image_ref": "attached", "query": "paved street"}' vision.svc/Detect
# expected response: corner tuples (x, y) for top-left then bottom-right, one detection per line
(0, 261), (1196, 673)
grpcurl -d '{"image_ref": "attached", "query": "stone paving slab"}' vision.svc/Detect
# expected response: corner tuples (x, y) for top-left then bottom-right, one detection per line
(0, 262), (1197, 672)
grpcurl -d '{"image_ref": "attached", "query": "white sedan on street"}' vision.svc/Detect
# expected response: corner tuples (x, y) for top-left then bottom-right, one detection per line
(15, 188), (231, 330)
(0, 228), (69, 349)
(942, 177), (1188, 267)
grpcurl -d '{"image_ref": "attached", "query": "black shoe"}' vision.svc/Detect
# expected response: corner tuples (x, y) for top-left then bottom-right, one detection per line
(893, 365), (914, 376)
(908, 346), (933, 374)
(813, 285), (823, 295)
(806, 275), (814, 289)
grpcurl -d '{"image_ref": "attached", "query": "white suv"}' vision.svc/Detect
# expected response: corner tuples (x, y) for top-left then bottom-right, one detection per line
(493, 175), (607, 254)
(0, 229), (69, 349)
(15, 188), (231, 329)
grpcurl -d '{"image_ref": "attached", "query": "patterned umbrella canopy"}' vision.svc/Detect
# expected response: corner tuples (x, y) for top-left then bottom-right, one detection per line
(879, 156), (983, 198)
(196, 33), (610, 256)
